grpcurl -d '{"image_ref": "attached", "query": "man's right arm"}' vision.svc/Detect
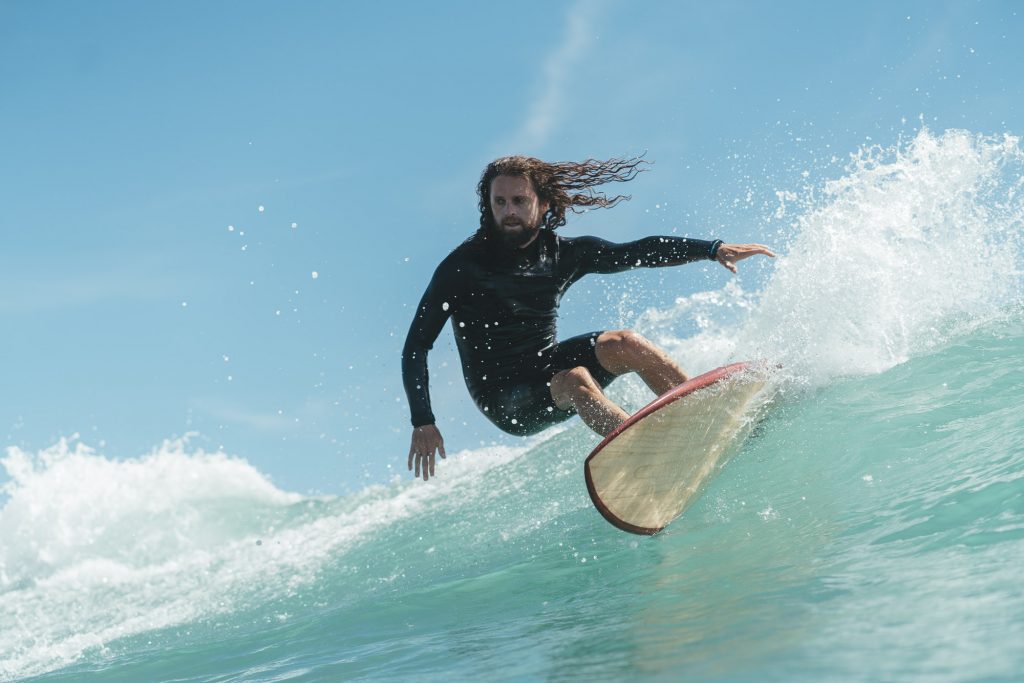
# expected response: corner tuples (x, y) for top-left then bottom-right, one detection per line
(401, 262), (456, 480)
(401, 267), (454, 429)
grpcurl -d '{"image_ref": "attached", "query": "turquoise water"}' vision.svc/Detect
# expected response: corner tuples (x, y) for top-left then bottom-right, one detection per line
(3, 129), (1023, 681)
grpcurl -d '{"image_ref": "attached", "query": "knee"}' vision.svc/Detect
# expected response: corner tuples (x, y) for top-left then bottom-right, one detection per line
(597, 329), (651, 363)
(553, 366), (597, 392)
(551, 366), (600, 404)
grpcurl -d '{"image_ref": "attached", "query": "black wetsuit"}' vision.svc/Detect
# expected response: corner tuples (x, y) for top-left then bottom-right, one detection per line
(402, 229), (722, 435)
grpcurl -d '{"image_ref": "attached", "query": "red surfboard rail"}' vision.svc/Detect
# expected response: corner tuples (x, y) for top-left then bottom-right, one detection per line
(584, 362), (754, 535)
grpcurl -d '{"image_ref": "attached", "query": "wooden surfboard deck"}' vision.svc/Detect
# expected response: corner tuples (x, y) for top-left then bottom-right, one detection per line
(584, 362), (772, 535)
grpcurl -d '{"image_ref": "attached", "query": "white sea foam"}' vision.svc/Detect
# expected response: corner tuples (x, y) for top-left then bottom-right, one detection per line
(0, 436), (300, 588)
(0, 435), (528, 680)
(638, 128), (1024, 386)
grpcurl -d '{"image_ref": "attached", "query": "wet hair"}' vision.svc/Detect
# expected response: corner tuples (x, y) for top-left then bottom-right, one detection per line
(475, 154), (648, 233)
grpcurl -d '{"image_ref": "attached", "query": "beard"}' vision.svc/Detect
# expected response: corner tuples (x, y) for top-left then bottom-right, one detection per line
(490, 217), (540, 249)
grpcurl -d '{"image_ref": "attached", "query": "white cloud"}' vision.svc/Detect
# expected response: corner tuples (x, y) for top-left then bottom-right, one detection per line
(202, 404), (293, 432)
(196, 398), (338, 434)
(505, 0), (605, 152)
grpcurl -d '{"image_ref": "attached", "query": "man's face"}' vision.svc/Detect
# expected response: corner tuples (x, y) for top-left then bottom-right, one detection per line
(489, 175), (549, 249)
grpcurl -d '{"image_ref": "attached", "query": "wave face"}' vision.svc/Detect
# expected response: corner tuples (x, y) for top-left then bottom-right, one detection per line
(3, 129), (1024, 682)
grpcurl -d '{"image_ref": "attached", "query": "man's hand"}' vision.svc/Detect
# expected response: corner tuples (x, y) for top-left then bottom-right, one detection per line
(408, 424), (446, 481)
(715, 243), (776, 274)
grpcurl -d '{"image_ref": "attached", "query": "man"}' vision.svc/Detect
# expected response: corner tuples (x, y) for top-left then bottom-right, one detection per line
(403, 155), (774, 480)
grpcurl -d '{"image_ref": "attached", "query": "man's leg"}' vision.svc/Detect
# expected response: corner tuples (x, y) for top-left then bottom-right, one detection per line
(594, 330), (688, 395)
(550, 367), (628, 437)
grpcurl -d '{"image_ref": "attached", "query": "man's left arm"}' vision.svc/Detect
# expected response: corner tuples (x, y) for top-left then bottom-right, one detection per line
(574, 235), (774, 274)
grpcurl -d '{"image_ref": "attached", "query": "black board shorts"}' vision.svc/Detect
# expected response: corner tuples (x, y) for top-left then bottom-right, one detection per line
(472, 331), (618, 436)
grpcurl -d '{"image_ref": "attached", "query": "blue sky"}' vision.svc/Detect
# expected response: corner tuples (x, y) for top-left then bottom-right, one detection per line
(1, 1), (1021, 494)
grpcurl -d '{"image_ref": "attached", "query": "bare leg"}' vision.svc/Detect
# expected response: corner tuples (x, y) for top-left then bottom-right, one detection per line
(594, 330), (688, 395)
(550, 367), (629, 436)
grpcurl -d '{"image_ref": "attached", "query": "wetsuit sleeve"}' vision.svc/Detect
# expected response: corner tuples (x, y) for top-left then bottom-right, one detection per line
(572, 235), (722, 275)
(401, 262), (456, 428)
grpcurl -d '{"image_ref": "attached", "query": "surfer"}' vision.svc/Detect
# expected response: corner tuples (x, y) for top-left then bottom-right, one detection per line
(403, 155), (774, 480)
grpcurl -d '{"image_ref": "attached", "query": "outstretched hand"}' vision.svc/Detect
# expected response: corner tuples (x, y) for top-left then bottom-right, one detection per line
(408, 424), (446, 481)
(715, 243), (776, 274)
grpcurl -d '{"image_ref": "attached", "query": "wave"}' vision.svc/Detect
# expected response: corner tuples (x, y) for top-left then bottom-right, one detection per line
(637, 127), (1023, 386)
(3, 128), (1023, 681)
(0, 433), (542, 680)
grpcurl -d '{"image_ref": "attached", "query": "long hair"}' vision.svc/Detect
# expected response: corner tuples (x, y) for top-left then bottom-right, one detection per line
(475, 154), (648, 234)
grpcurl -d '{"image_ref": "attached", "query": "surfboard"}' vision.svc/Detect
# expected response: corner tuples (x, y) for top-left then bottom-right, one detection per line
(584, 362), (772, 535)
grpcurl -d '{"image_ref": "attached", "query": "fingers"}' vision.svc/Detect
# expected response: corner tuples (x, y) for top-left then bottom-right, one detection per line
(730, 245), (775, 261)
(740, 245), (775, 258)
(716, 253), (739, 273)
(409, 427), (444, 481)
(409, 446), (438, 481)
(409, 441), (423, 478)
(717, 243), (776, 274)
(419, 452), (433, 481)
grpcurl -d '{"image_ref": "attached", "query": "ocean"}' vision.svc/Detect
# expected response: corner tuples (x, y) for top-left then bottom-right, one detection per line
(3, 128), (1023, 681)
